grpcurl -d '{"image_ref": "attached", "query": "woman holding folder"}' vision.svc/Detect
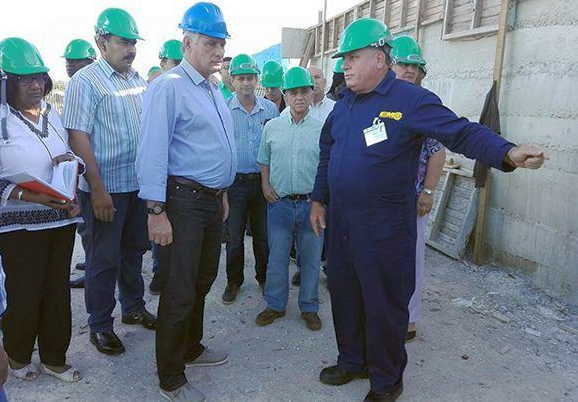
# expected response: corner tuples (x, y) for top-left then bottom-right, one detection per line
(0, 38), (83, 383)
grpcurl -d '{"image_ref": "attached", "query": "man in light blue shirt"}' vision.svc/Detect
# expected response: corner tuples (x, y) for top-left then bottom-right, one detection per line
(64, 8), (156, 357)
(255, 67), (324, 332)
(222, 54), (278, 305)
(136, 3), (236, 401)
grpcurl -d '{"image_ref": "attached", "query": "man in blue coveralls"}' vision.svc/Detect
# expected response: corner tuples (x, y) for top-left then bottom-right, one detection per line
(310, 19), (547, 402)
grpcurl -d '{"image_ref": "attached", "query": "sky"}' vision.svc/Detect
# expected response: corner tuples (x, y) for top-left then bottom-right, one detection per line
(1, 0), (356, 81)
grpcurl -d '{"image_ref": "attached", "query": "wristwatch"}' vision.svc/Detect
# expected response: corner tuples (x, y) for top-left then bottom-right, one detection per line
(147, 204), (165, 215)
(422, 188), (434, 196)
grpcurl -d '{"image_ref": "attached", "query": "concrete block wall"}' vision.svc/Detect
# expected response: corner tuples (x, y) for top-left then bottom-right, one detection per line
(420, 0), (578, 304)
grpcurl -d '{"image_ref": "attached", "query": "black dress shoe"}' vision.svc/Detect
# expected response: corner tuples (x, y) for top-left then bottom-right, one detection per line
(75, 262), (86, 271)
(69, 276), (85, 288)
(319, 365), (369, 386)
(363, 383), (403, 401)
(122, 309), (157, 330)
(90, 331), (125, 355)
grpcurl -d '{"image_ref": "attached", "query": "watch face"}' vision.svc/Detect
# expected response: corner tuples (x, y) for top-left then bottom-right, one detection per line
(154, 205), (163, 214)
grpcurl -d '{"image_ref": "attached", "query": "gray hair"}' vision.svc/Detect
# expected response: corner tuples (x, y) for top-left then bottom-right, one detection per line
(183, 31), (203, 44)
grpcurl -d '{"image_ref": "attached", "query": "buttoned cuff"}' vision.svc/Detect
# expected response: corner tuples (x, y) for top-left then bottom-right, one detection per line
(138, 184), (166, 203)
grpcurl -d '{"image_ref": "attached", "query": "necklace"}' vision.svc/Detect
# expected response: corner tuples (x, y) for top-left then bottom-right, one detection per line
(10, 104), (51, 138)
(9, 103), (67, 160)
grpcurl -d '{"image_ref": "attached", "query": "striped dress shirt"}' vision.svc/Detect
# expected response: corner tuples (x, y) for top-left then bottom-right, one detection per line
(63, 58), (147, 193)
(227, 94), (279, 174)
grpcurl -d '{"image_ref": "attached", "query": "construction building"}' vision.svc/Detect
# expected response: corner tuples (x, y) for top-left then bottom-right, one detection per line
(283, 0), (578, 304)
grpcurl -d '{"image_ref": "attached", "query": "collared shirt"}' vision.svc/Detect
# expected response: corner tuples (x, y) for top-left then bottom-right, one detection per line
(227, 94), (279, 173)
(63, 58), (147, 193)
(257, 111), (323, 197)
(281, 96), (335, 124)
(219, 81), (234, 100)
(0, 102), (83, 233)
(137, 59), (237, 202)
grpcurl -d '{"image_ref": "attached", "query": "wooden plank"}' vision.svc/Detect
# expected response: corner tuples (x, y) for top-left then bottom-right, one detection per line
(427, 171), (480, 260)
(473, 0), (511, 265)
(299, 31), (316, 67)
(401, 0), (409, 27)
(383, 0), (391, 25)
(390, 0), (403, 28)
(369, 0), (377, 18)
(443, 0), (454, 37)
(415, 0), (424, 41)
(471, 0), (482, 29)
(443, 24), (498, 40)
(422, 0), (444, 22)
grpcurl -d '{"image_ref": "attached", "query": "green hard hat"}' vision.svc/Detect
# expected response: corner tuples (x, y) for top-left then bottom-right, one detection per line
(229, 54), (259, 76)
(282, 66), (314, 91)
(261, 60), (283, 88)
(148, 66), (161, 76)
(159, 40), (183, 61)
(333, 58), (344, 73)
(391, 36), (426, 65)
(0, 37), (49, 75)
(333, 18), (393, 58)
(63, 39), (97, 60)
(95, 8), (143, 40)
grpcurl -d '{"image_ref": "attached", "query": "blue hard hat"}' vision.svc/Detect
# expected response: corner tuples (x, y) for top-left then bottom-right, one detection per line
(178, 2), (230, 39)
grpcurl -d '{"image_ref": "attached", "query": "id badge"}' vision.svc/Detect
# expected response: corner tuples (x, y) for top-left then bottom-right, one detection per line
(363, 117), (388, 147)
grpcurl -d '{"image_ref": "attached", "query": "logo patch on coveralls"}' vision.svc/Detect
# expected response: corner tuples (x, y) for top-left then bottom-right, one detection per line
(379, 111), (403, 121)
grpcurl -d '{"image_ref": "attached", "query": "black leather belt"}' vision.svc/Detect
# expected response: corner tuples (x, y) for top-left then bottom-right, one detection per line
(170, 176), (227, 197)
(236, 173), (261, 180)
(283, 194), (310, 201)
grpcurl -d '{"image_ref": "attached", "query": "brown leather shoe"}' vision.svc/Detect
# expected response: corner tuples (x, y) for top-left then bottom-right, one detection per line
(255, 308), (285, 326)
(301, 312), (322, 331)
(222, 284), (239, 305)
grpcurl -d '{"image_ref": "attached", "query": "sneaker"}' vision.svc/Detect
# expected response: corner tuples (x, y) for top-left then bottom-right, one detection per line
(222, 284), (239, 305)
(122, 308), (157, 330)
(149, 273), (162, 295)
(160, 383), (205, 402)
(185, 347), (229, 367)
(301, 312), (322, 331)
(255, 308), (285, 326)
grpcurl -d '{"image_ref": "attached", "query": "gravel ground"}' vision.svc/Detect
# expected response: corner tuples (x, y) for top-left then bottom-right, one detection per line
(6, 235), (578, 402)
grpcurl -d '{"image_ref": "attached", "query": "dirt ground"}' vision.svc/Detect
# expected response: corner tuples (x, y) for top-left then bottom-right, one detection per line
(6, 235), (578, 402)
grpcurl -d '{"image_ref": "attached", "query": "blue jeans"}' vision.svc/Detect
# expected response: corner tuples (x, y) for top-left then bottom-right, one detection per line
(0, 387), (8, 402)
(264, 199), (323, 312)
(79, 191), (148, 332)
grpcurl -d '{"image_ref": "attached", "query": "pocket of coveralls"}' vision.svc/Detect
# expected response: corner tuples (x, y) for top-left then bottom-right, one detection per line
(369, 193), (411, 241)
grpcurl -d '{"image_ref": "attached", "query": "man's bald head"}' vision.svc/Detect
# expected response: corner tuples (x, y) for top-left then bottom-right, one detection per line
(309, 66), (326, 102)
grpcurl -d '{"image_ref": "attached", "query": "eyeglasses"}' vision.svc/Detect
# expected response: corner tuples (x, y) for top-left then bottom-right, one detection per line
(16, 74), (48, 86)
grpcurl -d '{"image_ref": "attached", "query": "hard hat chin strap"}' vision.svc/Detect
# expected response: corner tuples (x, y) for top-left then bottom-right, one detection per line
(1, 70), (8, 142)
